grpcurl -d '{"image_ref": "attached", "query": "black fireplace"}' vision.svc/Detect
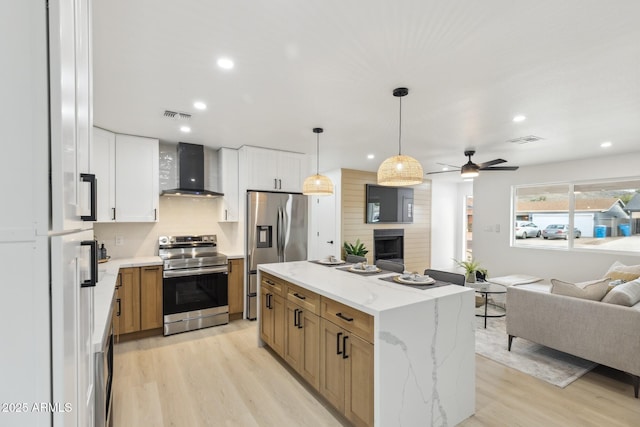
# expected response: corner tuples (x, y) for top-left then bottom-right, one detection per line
(373, 229), (404, 264)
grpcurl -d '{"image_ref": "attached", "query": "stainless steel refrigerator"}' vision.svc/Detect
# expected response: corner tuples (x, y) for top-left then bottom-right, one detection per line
(246, 191), (308, 319)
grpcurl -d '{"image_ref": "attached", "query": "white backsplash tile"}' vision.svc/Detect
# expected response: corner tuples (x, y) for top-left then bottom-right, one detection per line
(94, 196), (241, 258)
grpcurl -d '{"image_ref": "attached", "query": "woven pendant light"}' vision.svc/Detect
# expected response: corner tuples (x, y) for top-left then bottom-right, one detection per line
(303, 128), (334, 196)
(377, 88), (423, 186)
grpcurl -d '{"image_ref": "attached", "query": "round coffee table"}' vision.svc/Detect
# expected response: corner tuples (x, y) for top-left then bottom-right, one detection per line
(469, 282), (507, 328)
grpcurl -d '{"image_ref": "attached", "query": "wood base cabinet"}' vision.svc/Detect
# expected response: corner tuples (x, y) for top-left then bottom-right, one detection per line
(284, 300), (320, 389)
(260, 283), (285, 356)
(113, 266), (163, 339)
(259, 272), (374, 427)
(228, 258), (244, 316)
(319, 318), (374, 427)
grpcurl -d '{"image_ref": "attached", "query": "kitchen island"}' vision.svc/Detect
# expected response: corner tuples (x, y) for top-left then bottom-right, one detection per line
(258, 261), (475, 427)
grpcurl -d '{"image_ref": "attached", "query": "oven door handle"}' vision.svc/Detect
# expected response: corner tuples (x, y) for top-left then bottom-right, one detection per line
(163, 266), (229, 278)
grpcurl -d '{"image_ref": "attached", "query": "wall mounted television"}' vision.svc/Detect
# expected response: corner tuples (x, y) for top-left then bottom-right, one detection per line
(365, 184), (414, 224)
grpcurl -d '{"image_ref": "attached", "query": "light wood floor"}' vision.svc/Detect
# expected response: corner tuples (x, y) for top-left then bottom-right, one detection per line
(112, 320), (640, 426)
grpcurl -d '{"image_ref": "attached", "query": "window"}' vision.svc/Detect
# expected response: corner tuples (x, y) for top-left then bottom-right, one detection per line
(512, 179), (640, 254)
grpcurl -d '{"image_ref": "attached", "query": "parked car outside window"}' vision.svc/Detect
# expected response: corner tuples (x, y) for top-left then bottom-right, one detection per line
(542, 224), (582, 240)
(514, 221), (541, 239)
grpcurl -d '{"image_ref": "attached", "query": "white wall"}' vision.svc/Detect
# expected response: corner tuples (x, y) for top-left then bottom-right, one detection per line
(473, 151), (640, 281)
(430, 179), (473, 271)
(94, 196), (242, 258)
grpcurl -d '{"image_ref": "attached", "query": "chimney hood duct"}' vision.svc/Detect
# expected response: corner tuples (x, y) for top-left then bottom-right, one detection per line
(161, 142), (224, 198)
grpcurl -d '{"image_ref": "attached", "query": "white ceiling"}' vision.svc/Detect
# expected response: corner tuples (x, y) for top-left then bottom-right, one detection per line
(92, 0), (640, 179)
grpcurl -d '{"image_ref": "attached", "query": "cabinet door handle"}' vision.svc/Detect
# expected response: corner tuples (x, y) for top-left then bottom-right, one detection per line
(80, 240), (98, 288)
(326, 240), (334, 244)
(154, 208), (157, 221)
(336, 332), (343, 355)
(293, 292), (306, 300)
(116, 298), (121, 317)
(278, 179), (282, 189)
(228, 261), (232, 273)
(274, 178), (278, 189)
(224, 209), (228, 221)
(293, 308), (299, 327)
(342, 335), (349, 359)
(112, 207), (116, 221)
(297, 309), (303, 329)
(336, 312), (354, 322)
(80, 173), (97, 221)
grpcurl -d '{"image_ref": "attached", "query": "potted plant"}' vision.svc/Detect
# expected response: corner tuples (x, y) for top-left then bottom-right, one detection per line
(343, 238), (368, 257)
(454, 257), (486, 283)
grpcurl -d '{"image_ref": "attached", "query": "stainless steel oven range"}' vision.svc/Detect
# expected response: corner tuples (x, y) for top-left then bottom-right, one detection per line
(159, 235), (229, 336)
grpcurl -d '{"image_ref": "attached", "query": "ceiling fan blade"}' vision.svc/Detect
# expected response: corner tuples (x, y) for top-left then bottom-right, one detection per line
(436, 162), (461, 169)
(425, 169), (460, 175)
(481, 166), (519, 171)
(477, 159), (506, 168)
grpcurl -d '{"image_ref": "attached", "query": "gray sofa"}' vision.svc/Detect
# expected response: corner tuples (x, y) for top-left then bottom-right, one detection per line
(506, 284), (640, 397)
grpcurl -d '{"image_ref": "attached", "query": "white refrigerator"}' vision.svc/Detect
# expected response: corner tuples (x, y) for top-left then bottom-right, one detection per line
(1, 1), (96, 426)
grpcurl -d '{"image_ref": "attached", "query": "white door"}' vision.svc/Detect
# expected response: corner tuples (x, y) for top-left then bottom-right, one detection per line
(51, 229), (95, 427)
(49, 0), (95, 232)
(310, 194), (338, 260)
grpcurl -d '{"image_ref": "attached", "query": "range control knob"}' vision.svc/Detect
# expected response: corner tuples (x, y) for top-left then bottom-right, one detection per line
(202, 236), (209, 241)
(159, 236), (169, 245)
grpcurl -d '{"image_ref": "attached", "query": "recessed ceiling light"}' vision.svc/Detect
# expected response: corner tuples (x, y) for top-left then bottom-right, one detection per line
(367, 154), (375, 159)
(193, 101), (207, 110)
(513, 115), (526, 123)
(442, 167), (449, 171)
(216, 57), (234, 70)
(600, 141), (612, 148)
(463, 178), (474, 182)
(180, 126), (191, 133)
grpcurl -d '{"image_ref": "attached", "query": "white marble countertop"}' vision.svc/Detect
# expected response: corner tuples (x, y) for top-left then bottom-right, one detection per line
(258, 260), (471, 316)
(93, 256), (163, 352)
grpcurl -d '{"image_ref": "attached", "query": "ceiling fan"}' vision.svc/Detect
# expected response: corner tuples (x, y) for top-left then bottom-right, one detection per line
(426, 150), (519, 178)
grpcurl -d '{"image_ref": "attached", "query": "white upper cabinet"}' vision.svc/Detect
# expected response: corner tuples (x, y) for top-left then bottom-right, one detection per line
(218, 148), (239, 222)
(92, 128), (116, 222)
(93, 129), (159, 222)
(243, 146), (307, 193)
(115, 134), (159, 222)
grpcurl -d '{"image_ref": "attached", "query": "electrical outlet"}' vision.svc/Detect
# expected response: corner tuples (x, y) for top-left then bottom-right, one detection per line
(115, 236), (124, 246)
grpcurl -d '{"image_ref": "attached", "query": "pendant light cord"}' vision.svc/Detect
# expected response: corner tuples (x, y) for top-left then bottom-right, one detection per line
(316, 132), (320, 174)
(398, 96), (402, 156)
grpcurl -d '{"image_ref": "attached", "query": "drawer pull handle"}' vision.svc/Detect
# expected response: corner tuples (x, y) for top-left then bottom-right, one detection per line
(336, 332), (343, 355)
(336, 312), (354, 322)
(293, 292), (306, 300)
(342, 335), (349, 359)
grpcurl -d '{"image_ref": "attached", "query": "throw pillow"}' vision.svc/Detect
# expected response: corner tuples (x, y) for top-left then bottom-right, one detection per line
(550, 278), (610, 301)
(602, 279), (640, 306)
(603, 261), (640, 282)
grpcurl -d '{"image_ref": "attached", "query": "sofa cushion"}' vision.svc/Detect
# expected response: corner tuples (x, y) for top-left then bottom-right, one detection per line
(604, 261), (640, 282)
(602, 279), (640, 306)
(550, 278), (610, 300)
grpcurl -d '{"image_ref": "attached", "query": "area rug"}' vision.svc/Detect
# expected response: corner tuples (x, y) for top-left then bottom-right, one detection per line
(475, 317), (597, 388)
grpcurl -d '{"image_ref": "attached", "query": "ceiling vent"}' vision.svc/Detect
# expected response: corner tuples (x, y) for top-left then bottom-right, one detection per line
(507, 135), (544, 144)
(163, 110), (192, 120)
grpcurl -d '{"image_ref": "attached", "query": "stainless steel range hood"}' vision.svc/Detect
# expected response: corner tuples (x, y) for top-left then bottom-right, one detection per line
(161, 142), (224, 197)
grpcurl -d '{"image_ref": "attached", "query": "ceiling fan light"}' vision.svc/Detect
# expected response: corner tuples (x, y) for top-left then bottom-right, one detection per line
(302, 174), (334, 195)
(377, 154), (424, 186)
(460, 163), (479, 178)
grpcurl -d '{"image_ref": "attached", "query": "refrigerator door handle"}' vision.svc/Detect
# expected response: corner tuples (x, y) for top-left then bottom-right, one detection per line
(81, 239), (98, 287)
(80, 173), (97, 221)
